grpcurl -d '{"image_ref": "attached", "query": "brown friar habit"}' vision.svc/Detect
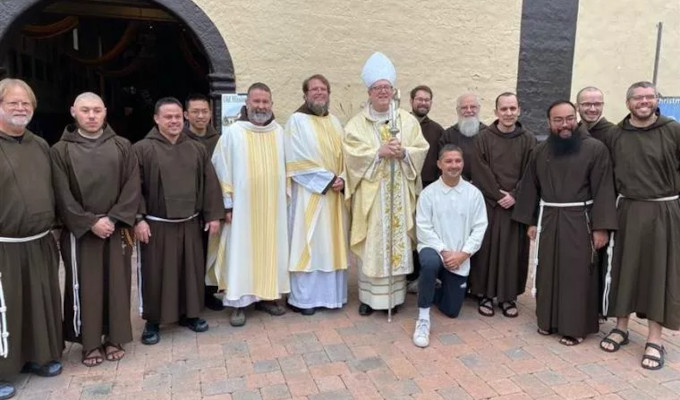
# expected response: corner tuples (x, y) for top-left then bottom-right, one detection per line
(513, 130), (617, 337)
(133, 128), (223, 324)
(416, 115), (444, 187)
(601, 115), (680, 329)
(50, 124), (140, 351)
(579, 117), (616, 315)
(0, 130), (63, 376)
(469, 121), (536, 302)
(183, 123), (220, 156)
(582, 117), (615, 143)
(439, 122), (487, 181)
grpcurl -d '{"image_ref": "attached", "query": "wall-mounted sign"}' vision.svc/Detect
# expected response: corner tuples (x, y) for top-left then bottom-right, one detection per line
(659, 97), (680, 121)
(221, 93), (247, 129)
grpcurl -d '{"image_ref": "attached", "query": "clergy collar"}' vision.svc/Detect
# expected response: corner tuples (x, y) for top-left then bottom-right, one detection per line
(235, 118), (280, 133)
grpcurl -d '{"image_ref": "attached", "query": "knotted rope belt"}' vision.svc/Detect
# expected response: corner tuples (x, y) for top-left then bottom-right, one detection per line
(531, 200), (594, 297)
(0, 229), (51, 358)
(602, 194), (679, 315)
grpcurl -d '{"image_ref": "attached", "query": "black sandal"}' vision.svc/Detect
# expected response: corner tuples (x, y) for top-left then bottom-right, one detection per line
(641, 342), (665, 370)
(499, 301), (518, 318)
(599, 328), (629, 352)
(478, 297), (494, 317)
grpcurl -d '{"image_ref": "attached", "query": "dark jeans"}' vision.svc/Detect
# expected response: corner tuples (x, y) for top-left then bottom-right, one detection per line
(417, 247), (467, 318)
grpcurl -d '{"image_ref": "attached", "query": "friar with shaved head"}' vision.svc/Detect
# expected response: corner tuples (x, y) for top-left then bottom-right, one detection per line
(50, 92), (141, 367)
(576, 86), (614, 141)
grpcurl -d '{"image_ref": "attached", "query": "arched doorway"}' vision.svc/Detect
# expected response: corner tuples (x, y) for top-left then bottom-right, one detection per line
(0, 0), (235, 143)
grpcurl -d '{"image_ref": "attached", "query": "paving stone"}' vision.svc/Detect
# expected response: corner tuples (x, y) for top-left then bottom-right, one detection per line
(436, 333), (462, 346)
(307, 389), (353, 400)
(253, 360), (280, 373)
(348, 356), (387, 372)
(324, 343), (354, 362)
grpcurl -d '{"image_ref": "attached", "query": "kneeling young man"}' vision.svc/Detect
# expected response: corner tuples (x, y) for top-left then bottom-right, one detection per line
(413, 145), (487, 347)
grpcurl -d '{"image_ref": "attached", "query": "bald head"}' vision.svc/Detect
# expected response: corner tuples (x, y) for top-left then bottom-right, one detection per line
(71, 92), (107, 135)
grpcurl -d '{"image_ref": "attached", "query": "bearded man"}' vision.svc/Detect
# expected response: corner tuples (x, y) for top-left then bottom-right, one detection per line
(439, 93), (486, 181)
(208, 83), (289, 327)
(599, 81), (680, 371)
(514, 100), (616, 346)
(0, 79), (63, 400)
(284, 74), (349, 315)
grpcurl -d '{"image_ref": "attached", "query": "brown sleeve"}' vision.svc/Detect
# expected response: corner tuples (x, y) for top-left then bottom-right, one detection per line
(202, 147), (225, 222)
(512, 148), (540, 226)
(132, 143), (148, 217)
(589, 143), (618, 231)
(50, 144), (98, 238)
(471, 133), (503, 202)
(107, 140), (141, 227)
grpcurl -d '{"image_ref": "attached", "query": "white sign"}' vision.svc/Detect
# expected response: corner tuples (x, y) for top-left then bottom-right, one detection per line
(221, 93), (247, 128)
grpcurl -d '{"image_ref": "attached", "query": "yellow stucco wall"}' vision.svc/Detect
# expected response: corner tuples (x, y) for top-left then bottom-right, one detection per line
(192, 0), (522, 126)
(572, 1), (680, 122)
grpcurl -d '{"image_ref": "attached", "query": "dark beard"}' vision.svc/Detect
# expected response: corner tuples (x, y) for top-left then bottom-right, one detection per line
(547, 130), (581, 156)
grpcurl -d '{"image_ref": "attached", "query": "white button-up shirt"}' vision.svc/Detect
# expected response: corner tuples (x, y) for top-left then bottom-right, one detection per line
(416, 177), (488, 277)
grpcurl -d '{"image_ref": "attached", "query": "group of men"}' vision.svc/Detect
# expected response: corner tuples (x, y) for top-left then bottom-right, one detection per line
(1, 53), (679, 399)
(411, 80), (679, 373)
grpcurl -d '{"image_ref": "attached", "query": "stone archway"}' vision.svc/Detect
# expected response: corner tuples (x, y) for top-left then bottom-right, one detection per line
(0, 0), (235, 120)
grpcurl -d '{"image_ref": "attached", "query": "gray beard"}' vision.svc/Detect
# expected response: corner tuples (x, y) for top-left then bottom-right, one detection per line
(307, 100), (329, 116)
(458, 117), (480, 137)
(248, 109), (272, 125)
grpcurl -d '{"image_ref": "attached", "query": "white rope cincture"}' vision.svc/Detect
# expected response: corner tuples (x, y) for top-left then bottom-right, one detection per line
(0, 229), (50, 358)
(0, 272), (9, 358)
(602, 194), (679, 315)
(70, 233), (82, 336)
(136, 240), (143, 316)
(145, 213), (199, 223)
(532, 199), (594, 298)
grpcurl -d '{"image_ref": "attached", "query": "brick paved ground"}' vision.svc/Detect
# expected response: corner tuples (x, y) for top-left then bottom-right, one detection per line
(9, 253), (680, 400)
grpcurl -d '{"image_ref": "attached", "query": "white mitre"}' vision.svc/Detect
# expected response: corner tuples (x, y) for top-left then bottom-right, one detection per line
(361, 52), (396, 88)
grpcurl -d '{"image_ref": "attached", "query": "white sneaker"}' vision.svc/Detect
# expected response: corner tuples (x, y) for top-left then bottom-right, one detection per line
(407, 279), (419, 294)
(413, 319), (430, 348)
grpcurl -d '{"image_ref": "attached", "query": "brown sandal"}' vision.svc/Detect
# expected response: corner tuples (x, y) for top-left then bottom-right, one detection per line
(103, 342), (125, 362)
(82, 347), (104, 367)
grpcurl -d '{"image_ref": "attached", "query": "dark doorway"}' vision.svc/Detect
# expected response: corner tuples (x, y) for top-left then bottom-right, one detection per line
(0, 0), (235, 144)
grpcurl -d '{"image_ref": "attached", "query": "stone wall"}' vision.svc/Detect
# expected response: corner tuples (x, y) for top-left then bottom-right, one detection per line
(192, 0), (523, 126)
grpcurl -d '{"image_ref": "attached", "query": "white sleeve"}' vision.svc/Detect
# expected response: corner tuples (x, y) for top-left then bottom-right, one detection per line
(416, 190), (446, 253)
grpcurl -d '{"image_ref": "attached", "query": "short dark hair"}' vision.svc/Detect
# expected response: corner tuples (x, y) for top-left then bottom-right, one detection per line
(546, 100), (576, 118)
(410, 85), (433, 100)
(154, 97), (182, 114)
(302, 74), (331, 94)
(247, 82), (271, 96)
(438, 144), (463, 159)
(184, 93), (210, 109)
(495, 92), (517, 109)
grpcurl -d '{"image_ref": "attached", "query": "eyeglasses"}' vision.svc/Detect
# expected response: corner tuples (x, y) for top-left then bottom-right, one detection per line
(2, 101), (32, 109)
(188, 110), (210, 115)
(370, 85), (393, 93)
(629, 94), (657, 101)
(551, 116), (577, 125)
(579, 102), (603, 108)
(308, 87), (328, 93)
